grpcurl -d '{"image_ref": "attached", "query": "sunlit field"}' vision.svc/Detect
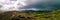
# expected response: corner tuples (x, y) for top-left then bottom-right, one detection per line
(0, 10), (60, 20)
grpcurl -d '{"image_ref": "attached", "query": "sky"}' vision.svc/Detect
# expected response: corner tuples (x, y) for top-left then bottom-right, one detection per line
(0, 0), (60, 11)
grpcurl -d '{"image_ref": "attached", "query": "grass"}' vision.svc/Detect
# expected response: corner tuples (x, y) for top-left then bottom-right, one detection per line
(0, 10), (60, 20)
(33, 10), (60, 20)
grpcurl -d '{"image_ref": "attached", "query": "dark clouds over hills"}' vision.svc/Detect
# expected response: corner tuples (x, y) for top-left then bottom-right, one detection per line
(18, 0), (60, 11)
(0, 0), (60, 11)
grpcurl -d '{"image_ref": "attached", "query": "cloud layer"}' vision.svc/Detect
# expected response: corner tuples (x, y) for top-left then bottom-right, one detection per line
(0, 0), (60, 12)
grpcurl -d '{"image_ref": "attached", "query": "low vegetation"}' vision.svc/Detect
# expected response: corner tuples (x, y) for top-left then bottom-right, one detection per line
(0, 10), (60, 20)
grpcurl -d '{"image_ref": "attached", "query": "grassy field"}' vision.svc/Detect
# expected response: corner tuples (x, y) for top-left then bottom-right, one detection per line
(0, 10), (60, 20)
(33, 10), (60, 20)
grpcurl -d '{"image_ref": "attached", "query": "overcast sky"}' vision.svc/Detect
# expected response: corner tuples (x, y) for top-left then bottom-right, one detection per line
(0, 0), (60, 11)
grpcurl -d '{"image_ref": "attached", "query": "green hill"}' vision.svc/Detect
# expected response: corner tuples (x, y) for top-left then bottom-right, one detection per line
(0, 10), (60, 20)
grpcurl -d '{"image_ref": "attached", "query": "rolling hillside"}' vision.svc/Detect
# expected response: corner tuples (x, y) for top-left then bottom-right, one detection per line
(0, 10), (60, 20)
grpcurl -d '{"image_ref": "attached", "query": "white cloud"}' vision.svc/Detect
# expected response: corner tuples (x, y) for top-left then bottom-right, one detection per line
(0, 0), (60, 12)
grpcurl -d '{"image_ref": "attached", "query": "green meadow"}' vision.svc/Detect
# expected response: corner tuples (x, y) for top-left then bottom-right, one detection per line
(0, 10), (60, 20)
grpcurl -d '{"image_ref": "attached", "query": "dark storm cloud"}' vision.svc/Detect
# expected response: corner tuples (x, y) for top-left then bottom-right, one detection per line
(18, 0), (60, 11)
(0, 0), (60, 11)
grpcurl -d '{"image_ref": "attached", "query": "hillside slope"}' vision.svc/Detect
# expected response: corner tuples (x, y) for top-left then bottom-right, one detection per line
(0, 10), (60, 20)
